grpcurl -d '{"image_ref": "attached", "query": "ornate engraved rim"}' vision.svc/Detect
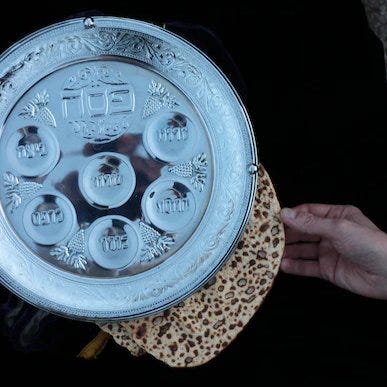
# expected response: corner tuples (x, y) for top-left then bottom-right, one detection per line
(0, 17), (257, 320)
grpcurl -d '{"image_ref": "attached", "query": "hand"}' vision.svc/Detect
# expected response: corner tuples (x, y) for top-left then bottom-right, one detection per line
(280, 204), (387, 299)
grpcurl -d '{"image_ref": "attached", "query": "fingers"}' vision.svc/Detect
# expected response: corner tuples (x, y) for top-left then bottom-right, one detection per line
(281, 208), (340, 239)
(290, 204), (361, 218)
(283, 243), (318, 260)
(281, 258), (321, 278)
(290, 204), (334, 218)
(285, 226), (321, 244)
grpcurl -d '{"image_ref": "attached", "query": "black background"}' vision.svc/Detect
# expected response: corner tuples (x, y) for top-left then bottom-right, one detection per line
(0, 0), (387, 385)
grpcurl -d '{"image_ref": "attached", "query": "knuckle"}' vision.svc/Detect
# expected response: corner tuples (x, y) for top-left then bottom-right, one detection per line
(298, 212), (315, 226)
(334, 219), (351, 234)
(344, 205), (358, 212)
(344, 204), (362, 215)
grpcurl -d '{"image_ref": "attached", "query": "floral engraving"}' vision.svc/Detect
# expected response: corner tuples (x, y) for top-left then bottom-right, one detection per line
(142, 80), (178, 118)
(63, 65), (127, 90)
(50, 229), (87, 271)
(168, 153), (208, 191)
(79, 31), (177, 66)
(67, 118), (131, 143)
(62, 65), (134, 143)
(139, 221), (174, 263)
(0, 29), (223, 118)
(3, 172), (42, 213)
(19, 90), (56, 128)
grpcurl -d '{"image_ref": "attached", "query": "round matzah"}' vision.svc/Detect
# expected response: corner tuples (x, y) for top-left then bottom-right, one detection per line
(101, 165), (284, 367)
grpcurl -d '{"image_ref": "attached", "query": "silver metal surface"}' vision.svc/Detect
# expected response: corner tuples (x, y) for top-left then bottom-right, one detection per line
(79, 152), (136, 209)
(0, 17), (257, 320)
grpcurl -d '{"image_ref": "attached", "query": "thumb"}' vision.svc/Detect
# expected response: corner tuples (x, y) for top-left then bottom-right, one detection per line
(281, 208), (339, 239)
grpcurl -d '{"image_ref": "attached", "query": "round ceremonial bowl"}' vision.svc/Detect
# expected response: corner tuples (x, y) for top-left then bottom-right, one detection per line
(0, 17), (257, 320)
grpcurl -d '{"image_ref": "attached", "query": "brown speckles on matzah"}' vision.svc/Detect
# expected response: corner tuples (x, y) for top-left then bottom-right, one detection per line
(102, 165), (284, 367)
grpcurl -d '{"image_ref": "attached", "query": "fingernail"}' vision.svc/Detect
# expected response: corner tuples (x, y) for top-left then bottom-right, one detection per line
(281, 208), (295, 219)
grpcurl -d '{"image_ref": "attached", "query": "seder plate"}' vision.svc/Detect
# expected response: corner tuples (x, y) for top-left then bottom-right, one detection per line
(0, 17), (257, 320)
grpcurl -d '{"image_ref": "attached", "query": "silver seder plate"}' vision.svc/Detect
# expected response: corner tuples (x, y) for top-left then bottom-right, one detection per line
(0, 17), (257, 320)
